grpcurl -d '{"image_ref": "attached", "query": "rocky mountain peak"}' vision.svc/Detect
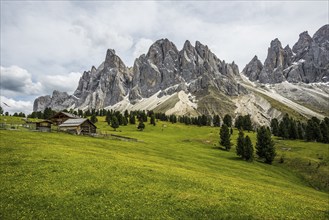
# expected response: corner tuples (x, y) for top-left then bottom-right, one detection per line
(257, 38), (286, 83)
(182, 40), (193, 52)
(91, 66), (97, 74)
(243, 25), (329, 84)
(147, 38), (179, 65)
(313, 24), (329, 45)
(195, 41), (210, 59)
(284, 45), (292, 53)
(241, 55), (263, 81)
(292, 31), (313, 55)
(270, 38), (282, 49)
(104, 49), (126, 72)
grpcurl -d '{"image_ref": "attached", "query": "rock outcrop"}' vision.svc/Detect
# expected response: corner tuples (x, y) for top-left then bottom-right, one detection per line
(241, 55), (263, 81)
(72, 49), (132, 110)
(34, 39), (244, 113)
(33, 90), (77, 112)
(243, 24), (329, 84)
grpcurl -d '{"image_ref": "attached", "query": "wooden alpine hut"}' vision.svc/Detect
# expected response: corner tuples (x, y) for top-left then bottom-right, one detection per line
(35, 120), (53, 132)
(58, 118), (97, 135)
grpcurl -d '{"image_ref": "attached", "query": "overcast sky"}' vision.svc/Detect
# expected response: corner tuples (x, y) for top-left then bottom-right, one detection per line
(1, 1), (328, 114)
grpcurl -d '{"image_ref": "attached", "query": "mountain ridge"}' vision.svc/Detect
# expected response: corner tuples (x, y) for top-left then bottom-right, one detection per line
(34, 25), (329, 125)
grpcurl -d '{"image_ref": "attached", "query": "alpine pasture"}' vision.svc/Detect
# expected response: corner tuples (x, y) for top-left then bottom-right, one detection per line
(0, 116), (328, 219)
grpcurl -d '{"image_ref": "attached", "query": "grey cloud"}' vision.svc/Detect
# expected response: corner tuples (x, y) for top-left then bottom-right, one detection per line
(0, 66), (42, 95)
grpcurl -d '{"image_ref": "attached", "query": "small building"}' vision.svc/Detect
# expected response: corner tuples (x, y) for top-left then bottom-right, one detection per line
(36, 120), (53, 132)
(50, 112), (80, 125)
(58, 118), (96, 135)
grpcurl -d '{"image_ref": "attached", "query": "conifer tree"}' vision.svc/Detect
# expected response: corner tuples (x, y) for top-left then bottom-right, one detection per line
(129, 114), (136, 124)
(150, 114), (156, 126)
(213, 115), (221, 127)
(138, 121), (145, 131)
(124, 110), (129, 118)
(220, 124), (231, 151)
(256, 126), (275, 164)
(297, 121), (305, 140)
(106, 111), (112, 125)
(278, 120), (289, 139)
(270, 118), (279, 136)
(305, 118), (322, 142)
(111, 116), (119, 131)
(243, 115), (253, 131)
(289, 119), (298, 139)
(236, 130), (245, 158)
(122, 117), (128, 126)
(90, 114), (98, 123)
(320, 121), (329, 143)
(244, 135), (254, 161)
(223, 114), (232, 127)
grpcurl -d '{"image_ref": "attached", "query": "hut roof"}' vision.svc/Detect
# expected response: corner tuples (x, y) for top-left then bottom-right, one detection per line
(50, 112), (80, 119)
(58, 118), (96, 128)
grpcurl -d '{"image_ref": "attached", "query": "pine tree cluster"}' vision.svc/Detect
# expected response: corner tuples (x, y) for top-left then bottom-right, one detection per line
(236, 130), (254, 161)
(271, 114), (329, 144)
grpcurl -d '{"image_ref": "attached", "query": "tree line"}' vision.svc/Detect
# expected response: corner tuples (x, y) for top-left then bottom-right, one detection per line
(271, 114), (329, 144)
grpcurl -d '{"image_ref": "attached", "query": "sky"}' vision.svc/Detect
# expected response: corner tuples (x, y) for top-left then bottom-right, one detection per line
(0, 1), (328, 114)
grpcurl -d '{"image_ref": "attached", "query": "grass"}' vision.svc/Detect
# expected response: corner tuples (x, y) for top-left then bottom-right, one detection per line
(197, 87), (237, 117)
(0, 116), (328, 219)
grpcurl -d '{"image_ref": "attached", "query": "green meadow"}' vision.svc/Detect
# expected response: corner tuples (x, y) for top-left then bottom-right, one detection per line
(0, 116), (328, 219)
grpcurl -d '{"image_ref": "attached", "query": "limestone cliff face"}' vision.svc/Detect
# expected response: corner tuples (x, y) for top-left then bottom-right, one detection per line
(241, 55), (263, 81)
(243, 24), (329, 84)
(34, 38), (245, 112)
(33, 90), (76, 112)
(72, 49), (132, 110)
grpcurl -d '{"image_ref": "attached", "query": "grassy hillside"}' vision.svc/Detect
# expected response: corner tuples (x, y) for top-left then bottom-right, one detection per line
(0, 117), (328, 219)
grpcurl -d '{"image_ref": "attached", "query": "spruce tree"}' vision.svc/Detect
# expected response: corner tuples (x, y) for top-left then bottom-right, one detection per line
(234, 115), (244, 129)
(223, 114), (232, 127)
(90, 114), (98, 123)
(111, 116), (119, 131)
(297, 121), (305, 140)
(122, 117), (128, 126)
(236, 130), (245, 158)
(270, 118), (279, 136)
(106, 111), (112, 125)
(220, 124), (231, 151)
(244, 135), (254, 161)
(124, 110), (129, 118)
(305, 118), (322, 142)
(150, 114), (156, 126)
(138, 121), (145, 131)
(278, 120), (289, 139)
(243, 115), (253, 131)
(320, 121), (329, 143)
(129, 115), (136, 124)
(289, 119), (298, 139)
(213, 115), (221, 127)
(256, 126), (275, 164)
